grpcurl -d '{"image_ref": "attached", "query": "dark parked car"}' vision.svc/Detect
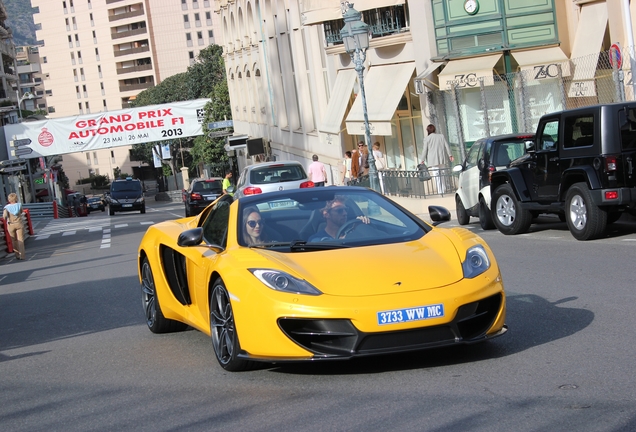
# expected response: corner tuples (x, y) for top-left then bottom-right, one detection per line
(452, 133), (533, 229)
(86, 196), (105, 213)
(183, 178), (224, 216)
(109, 177), (145, 215)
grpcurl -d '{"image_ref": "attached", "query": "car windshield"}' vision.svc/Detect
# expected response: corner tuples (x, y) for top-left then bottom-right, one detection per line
(193, 180), (222, 193)
(236, 188), (427, 250)
(249, 165), (306, 184)
(88, 198), (101, 203)
(111, 181), (142, 192)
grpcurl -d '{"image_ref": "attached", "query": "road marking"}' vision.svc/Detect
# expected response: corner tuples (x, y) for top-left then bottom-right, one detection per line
(62, 231), (76, 236)
(140, 221), (154, 225)
(114, 224), (128, 228)
(35, 235), (50, 240)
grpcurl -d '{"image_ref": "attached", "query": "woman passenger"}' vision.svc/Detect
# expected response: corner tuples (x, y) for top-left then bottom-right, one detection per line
(242, 206), (268, 245)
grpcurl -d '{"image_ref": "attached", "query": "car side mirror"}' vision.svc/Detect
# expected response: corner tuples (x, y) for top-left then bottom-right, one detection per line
(178, 228), (203, 246)
(452, 164), (463, 173)
(226, 186), (235, 194)
(428, 206), (451, 226)
(477, 159), (485, 170)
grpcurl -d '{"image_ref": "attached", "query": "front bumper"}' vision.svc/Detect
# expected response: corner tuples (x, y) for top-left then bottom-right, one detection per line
(270, 294), (505, 360)
(231, 269), (506, 362)
(111, 202), (144, 212)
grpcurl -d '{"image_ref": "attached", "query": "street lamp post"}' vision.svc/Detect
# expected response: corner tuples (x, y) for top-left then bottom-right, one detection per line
(16, 90), (35, 122)
(340, 3), (380, 193)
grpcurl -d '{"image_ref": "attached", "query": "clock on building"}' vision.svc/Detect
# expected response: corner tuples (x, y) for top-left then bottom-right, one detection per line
(464, 0), (479, 15)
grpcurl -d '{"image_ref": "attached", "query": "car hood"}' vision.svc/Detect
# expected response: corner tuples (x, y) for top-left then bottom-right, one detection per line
(254, 230), (464, 297)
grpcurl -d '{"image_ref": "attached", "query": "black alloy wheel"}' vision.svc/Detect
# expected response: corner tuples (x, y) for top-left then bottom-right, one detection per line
(140, 257), (187, 333)
(209, 278), (255, 371)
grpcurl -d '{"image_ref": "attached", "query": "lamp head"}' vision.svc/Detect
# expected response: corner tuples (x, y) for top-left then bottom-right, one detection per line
(340, 5), (370, 53)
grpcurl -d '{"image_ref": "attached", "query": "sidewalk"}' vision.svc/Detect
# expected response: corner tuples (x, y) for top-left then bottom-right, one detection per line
(384, 193), (456, 221)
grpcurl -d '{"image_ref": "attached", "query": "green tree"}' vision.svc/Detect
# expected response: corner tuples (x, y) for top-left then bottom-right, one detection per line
(130, 45), (230, 179)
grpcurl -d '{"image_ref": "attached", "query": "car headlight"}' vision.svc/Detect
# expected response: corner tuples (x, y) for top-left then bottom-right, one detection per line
(249, 269), (322, 296)
(462, 245), (491, 279)
(110, 198), (120, 204)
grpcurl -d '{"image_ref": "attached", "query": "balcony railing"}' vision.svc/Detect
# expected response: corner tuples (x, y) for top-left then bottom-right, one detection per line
(111, 27), (147, 40)
(119, 81), (154, 92)
(116, 63), (152, 74)
(114, 45), (149, 57)
(109, 9), (145, 22)
(324, 5), (409, 46)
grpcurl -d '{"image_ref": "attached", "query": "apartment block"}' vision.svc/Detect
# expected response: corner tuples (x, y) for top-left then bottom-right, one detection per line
(30, 0), (218, 187)
(0, 0), (19, 126)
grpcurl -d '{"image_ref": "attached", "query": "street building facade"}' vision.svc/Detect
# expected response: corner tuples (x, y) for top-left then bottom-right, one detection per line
(216, 0), (636, 182)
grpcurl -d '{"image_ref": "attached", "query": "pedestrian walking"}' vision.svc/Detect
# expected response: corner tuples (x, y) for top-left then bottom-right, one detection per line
(3, 193), (26, 260)
(342, 151), (352, 186)
(308, 154), (327, 187)
(351, 141), (369, 182)
(372, 142), (386, 194)
(420, 124), (454, 194)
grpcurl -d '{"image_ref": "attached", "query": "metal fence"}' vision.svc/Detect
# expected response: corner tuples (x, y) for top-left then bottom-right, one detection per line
(427, 46), (636, 163)
(354, 168), (458, 198)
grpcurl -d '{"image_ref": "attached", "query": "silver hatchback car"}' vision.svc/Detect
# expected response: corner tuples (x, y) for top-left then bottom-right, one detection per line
(234, 161), (314, 198)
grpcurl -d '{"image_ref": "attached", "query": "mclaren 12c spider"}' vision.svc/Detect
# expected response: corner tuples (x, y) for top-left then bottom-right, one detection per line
(138, 186), (507, 371)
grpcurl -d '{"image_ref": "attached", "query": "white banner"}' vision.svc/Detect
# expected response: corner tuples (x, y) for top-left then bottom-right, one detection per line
(161, 142), (171, 159)
(153, 145), (162, 168)
(4, 99), (209, 159)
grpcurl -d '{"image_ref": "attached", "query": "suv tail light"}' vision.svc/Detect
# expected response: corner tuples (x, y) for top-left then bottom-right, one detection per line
(243, 186), (263, 195)
(487, 165), (496, 182)
(190, 192), (202, 200)
(605, 156), (617, 171)
(300, 181), (315, 188)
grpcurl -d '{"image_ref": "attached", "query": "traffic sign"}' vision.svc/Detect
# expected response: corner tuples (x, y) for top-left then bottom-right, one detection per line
(208, 120), (233, 129)
(208, 131), (233, 138)
(10, 138), (32, 147)
(12, 147), (33, 156)
(610, 43), (622, 69)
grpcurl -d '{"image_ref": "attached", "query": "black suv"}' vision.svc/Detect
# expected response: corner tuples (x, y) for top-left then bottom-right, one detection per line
(109, 178), (145, 215)
(183, 178), (224, 216)
(490, 102), (636, 240)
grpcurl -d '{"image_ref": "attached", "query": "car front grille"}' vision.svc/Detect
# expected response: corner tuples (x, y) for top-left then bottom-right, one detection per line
(278, 294), (502, 358)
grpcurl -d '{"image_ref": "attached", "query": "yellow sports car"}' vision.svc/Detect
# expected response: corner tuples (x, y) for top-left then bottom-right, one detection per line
(138, 187), (507, 371)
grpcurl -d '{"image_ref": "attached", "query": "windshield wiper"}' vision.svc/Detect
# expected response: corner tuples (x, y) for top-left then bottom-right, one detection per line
(249, 242), (291, 249)
(289, 240), (351, 252)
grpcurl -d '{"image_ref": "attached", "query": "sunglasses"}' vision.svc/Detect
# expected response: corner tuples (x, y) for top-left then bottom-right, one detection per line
(357, 144), (364, 147)
(329, 207), (347, 215)
(246, 220), (263, 228)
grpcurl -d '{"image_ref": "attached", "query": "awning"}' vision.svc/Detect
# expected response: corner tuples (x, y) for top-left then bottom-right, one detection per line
(570, 2), (608, 82)
(414, 61), (445, 93)
(511, 47), (570, 79)
(319, 69), (357, 135)
(345, 62), (415, 136)
(301, 0), (406, 25)
(437, 54), (502, 91)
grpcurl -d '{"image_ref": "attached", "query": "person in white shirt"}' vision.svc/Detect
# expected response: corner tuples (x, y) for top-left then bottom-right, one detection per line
(342, 151), (352, 185)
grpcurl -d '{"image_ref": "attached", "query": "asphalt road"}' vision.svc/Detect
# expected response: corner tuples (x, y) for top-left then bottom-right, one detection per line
(1, 201), (636, 431)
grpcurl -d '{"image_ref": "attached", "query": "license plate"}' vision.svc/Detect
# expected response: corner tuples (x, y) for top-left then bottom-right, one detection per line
(377, 303), (444, 325)
(123, 204), (132, 207)
(269, 200), (295, 209)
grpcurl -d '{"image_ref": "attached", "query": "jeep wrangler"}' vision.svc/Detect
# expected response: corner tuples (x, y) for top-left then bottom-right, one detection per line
(490, 102), (636, 240)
